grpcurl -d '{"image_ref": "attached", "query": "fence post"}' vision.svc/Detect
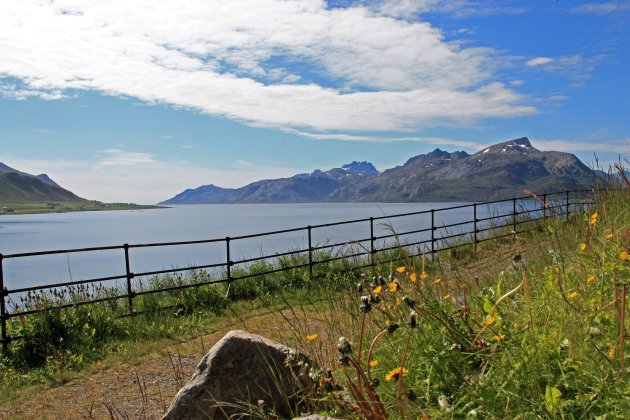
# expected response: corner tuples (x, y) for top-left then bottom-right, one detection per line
(307, 226), (313, 282)
(370, 217), (375, 272)
(430, 209), (435, 256)
(566, 190), (570, 220)
(542, 193), (547, 219)
(123, 244), (134, 316)
(473, 203), (478, 254)
(512, 197), (517, 234)
(225, 237), (233, 299)
(0, 254), (8, 352)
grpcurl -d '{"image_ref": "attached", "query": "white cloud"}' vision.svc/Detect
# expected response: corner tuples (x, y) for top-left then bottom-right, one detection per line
(571, 2), (630, 15)
(0, 0), (535, 132)
(523, 55), (601, 86)
(547, 95), (569, 102)
(526, 57), (554, 67)
(411, 1), (526, 18)
(533, 138), (630, 154)
(97, 149), (156, 167)
(285, 128), (485, 148)
(375, 0), (437, 18)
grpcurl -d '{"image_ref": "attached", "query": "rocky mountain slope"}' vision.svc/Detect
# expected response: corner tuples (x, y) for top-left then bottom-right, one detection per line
(332, 137), (598, 201)
(161, 161), (380, 204)
(161, 138), (599, 204)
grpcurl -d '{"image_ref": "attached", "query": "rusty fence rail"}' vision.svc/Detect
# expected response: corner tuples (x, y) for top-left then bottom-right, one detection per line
(0, 190), (595, 348)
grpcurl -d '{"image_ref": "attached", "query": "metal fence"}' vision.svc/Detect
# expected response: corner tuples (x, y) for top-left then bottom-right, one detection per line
(0, 190), (595, 348)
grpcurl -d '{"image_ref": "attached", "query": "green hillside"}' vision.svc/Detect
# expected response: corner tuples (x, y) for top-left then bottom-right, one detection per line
(0, 172), (85, 203)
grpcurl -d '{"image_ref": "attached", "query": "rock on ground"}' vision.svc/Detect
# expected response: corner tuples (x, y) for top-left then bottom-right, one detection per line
(162, 330), (307, 419)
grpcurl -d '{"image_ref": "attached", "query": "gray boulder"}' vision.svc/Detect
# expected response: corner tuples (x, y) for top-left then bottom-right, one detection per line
(162, 330), (307, 419)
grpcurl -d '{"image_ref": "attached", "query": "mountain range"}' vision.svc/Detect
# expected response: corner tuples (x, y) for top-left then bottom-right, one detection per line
(161, 137), (600, 204)
(0, 163), (86, 203)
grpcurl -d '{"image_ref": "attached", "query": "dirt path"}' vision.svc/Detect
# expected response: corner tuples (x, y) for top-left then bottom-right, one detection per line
(0, 309), (311, 420)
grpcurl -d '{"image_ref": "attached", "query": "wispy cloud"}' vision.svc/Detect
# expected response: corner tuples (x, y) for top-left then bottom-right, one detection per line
(285, 128), (486, 149)
(522, 54), (601, 86)
(373, 0), (526, 19)
(526, 57), (554, 67)
(571, 2), (630, 16)
(96, 149), (156, 167)
(0, 0), (535, 132)
(533, 137), (630, 154)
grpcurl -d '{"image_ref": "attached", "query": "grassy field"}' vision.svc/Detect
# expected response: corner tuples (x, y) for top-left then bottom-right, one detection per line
(0, 186), (628, 418)
(0, 200), (162, 215)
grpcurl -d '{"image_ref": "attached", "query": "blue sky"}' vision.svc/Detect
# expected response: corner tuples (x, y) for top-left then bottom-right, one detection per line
(0, 0), (629, 203)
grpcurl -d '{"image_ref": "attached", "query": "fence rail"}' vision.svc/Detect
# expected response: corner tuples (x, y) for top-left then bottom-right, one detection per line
(0, 190), (595, 348)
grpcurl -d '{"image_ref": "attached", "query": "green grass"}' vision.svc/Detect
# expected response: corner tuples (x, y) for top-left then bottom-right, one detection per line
(0, 201), (161, 215)
(0, 186), (627, 418)
(286, 186), (629, 419)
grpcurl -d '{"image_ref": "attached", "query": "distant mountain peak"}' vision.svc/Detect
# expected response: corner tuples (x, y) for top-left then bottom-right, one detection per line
(477, 137), (535, 155)
(404, 148), (469, 167)
(341, 161), (379, 176)
(36, 174), (61, 188)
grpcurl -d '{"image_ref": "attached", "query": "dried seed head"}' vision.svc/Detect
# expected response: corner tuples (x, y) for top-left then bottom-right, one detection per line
(403, 296), (415, 308)
(406, 390), (417, 402)
(359, 295), (372, 313)
(387, 322), (400, 334)
(407, 310), (417, 329)
(338, 336), (352, 354)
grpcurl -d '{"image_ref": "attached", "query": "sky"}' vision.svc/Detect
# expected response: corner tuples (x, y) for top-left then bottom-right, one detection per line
(0, 0), (629, 204)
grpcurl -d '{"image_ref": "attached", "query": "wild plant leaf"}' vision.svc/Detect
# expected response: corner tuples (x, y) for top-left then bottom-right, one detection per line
(545, 385), (561, 409)
(483, 297), (494, 315)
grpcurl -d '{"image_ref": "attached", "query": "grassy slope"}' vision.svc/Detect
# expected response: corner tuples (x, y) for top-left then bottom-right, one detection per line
(0, 172), (84, 202)
(0, 188), (627, 418)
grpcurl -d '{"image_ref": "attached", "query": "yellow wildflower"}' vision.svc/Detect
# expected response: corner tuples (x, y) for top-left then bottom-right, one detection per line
(493, 335), (505, 341)
(389, 281), (400, 293)
(385, 367), (409, 382)
(373, 285), (382, 294)
(486, 316), (496, 326)
(318, 376), (331, 389)
(369, 359), (379, 367)
(396, 266), (406, 273)
(306, 334), (319, 342)
(586, 274), (596, 283)
(568, 291), (578, 299)
(621, 250), (629, 261)
(580, 243), (587, 251)
(420, 271), (428, 280)
(605, 233), (613, 240)
(410, 272), (417, 283)
(434, 278), (442, 285)
(609, 346), (616, 359)
(395, 297), (401, 305)
(589, 212), (598, 225)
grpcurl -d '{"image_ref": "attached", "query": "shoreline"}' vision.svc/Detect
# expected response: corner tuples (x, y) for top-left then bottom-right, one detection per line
(0, 201), (165, 216)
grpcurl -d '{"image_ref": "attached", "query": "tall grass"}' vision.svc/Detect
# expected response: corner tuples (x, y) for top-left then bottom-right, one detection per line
(277, 186), (629, 418)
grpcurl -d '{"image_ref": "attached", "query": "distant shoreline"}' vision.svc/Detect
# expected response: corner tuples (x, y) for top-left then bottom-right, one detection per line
(0, 201), (165, 216)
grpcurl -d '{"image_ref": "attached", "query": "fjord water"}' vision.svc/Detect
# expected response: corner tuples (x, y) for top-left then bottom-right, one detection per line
(0, 202), (518, 290)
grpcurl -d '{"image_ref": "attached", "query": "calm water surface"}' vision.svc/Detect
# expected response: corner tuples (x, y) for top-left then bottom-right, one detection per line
(0, 202), (516, 290)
